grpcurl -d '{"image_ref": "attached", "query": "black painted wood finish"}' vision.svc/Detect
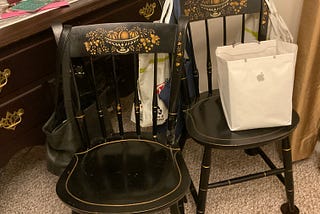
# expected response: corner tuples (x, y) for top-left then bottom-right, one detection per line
(56, 17), (191, 213)
(180, 0), (299, 213)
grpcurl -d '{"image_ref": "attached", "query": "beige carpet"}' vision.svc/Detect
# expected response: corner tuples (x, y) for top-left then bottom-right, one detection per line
(0, 140), (319, 214)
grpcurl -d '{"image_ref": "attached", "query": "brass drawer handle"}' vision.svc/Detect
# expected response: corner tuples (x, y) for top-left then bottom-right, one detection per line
(139, 2), (157, 20)
(0, 68), (11, 93)
(0, 108), (24, 131)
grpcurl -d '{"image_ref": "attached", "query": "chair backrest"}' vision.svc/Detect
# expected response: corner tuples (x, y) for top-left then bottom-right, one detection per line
(61, 18), (188, 150)
(180, 0), (269, 97)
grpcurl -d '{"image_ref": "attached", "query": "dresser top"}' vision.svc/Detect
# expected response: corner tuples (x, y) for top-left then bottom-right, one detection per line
(0, 0), (118, 48)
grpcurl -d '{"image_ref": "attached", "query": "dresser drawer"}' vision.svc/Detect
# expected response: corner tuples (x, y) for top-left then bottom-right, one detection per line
(71, 0), (162, 25)
(0, 84), (53, 166)
(0, 35), (56, 98)
(0, 84), (52, 138)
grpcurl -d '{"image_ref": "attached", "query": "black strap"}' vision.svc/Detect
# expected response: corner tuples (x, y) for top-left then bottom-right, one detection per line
(51, 24), (72, 113)
(61, 26), (78, 124)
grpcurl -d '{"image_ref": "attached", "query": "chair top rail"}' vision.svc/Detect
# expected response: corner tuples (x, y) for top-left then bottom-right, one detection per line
(67, 22), (179, 58)
(182, 0), (264, 21)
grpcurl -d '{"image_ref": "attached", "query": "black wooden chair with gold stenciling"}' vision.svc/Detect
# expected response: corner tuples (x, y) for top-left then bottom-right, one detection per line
(55, 17), (191, 214)
(180, 0), (300, 213)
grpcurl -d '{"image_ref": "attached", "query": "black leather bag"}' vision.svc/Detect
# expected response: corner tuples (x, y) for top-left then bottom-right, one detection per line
(43, 98), (113, 176)
(42, 25), (113, 176)
(43, 111), (81, 176)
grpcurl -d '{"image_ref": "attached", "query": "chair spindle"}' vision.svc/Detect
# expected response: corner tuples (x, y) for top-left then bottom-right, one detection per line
(133, 53), (141, 136)
(89, 57), (107, 138)
(223, 16), (227, 45)
(258, 0), (266, 41)
(205, 19), (213, 96)
(241, 14), (246, 43)
(152, 53), (158, 139)
(187, 23), (200, 98)
(111, 55), (124, 136)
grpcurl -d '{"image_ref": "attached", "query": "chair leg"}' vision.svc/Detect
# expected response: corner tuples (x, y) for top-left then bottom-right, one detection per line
(197, 146), (212, 214)
(178, 198), (186, 214)
(170, 202), (181, 214)
(244, 147), (260, 156)
(280, 137), (299, 214)
(190, 180), (198, 204)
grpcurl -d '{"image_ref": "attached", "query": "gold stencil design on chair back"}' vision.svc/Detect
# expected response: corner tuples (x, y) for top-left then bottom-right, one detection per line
(84, 26), (160, 55)
(184, 0), (248, 19)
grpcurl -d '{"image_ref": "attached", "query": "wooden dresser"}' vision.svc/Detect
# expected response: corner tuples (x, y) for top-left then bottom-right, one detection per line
(0, 0), (162, 167)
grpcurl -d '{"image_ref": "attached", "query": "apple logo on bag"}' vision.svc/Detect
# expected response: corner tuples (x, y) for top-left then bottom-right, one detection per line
(256, 72), (265, 82)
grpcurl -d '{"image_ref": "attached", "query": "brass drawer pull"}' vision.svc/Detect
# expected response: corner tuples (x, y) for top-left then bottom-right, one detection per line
(139, 2), (156, 20)
(0, 68), (11, 93)
(0, 108), (24, 131)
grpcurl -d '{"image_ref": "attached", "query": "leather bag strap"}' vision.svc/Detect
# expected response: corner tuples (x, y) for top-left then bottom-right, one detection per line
(51, 24), (72, 112)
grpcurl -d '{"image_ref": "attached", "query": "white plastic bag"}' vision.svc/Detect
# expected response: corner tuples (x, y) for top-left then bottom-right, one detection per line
(216, 40), (298, 131)
(131, 0), (173, 127)
(134, 53), (170, 127)
(265, 0), (293, 43)
(244, 0), (293, 43)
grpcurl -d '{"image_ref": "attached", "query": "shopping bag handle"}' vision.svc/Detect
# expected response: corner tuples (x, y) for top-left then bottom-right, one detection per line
(264, 0), (293, 43)
(159, 0), (173, 24)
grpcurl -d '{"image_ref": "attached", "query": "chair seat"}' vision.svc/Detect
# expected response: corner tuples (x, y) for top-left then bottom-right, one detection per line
(56, 138), (190, 213)
(185, 90), (299, 149)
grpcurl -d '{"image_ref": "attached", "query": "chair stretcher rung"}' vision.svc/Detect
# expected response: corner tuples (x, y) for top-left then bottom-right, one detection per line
(256, 147), (285, 184)
(208, 168), (285, 189)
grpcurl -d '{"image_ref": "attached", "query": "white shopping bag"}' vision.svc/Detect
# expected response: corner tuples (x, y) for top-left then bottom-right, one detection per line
(131, 0), (173, 127)
(216, 40), (298, 131)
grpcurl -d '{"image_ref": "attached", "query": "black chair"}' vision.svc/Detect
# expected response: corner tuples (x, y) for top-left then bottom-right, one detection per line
(55, 17), (191, 214)
(179, 0), (299, 213)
